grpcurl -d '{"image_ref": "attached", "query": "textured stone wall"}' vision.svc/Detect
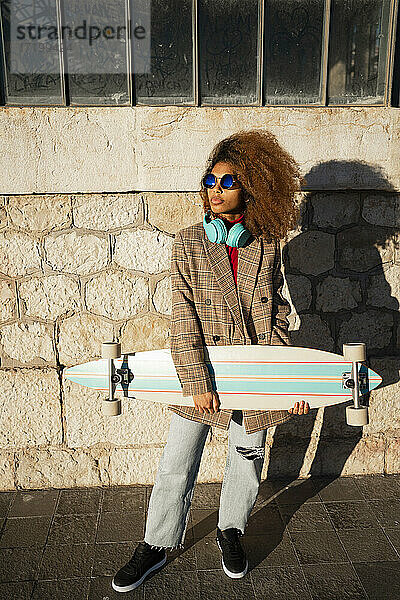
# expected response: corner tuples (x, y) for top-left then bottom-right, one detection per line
(0, 189), (399, 490)
(1, 107), (400, 194)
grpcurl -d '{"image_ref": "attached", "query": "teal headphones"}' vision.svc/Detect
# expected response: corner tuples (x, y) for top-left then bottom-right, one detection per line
(203, 211), (252, 247)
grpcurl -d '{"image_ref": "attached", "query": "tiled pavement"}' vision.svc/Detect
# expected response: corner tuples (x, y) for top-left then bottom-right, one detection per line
(0, 474), (400, 600)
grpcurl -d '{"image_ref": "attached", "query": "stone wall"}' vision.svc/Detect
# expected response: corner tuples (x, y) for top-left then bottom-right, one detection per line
(0, 187), (398, 490)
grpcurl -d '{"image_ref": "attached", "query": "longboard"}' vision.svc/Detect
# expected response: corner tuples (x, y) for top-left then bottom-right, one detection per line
(65, 344), (382, 419)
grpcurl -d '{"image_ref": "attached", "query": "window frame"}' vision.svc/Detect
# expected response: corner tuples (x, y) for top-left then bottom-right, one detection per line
(0, 0), (398, 107)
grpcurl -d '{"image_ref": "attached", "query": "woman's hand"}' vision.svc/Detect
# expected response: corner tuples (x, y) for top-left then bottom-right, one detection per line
(288, 401), (310, 415)
(193, 391), (220, 414)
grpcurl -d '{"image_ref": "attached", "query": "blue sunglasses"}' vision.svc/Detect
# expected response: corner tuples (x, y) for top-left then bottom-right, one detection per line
(202, 173), (240, 189)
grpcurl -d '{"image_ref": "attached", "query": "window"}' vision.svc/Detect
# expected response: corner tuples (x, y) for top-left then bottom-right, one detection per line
(0, 0), (398, 106)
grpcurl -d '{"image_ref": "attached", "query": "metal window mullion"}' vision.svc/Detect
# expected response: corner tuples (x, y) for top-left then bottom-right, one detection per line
(193, 0), (199, 106)
(321, 0), (332, 106)
(258, 0), (264, 106)
(0, 3), (7, 105)
(57, 0), (68, 106)
(377, 0), (390, 104)
(385, 0), (399, 106)
(126, 0), (134, 105)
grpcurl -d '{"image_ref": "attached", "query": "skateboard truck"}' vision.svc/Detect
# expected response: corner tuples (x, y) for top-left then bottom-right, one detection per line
(343, 343), (369, 426)
(101, 341), (123, 416)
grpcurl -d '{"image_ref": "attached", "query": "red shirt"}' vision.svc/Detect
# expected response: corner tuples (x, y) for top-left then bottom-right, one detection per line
(222, 213), (245, 285)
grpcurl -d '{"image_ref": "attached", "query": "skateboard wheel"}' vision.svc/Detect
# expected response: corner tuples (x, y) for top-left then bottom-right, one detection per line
(343, 343), (366, 362)
(102, 398), (122, 416)
(346, 405), (368, 426)
(101, 342), (121, 359)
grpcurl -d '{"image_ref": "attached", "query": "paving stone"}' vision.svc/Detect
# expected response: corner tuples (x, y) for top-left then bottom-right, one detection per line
(8, 489), (59, 517)
(353, 561), (400, 600)
(384, 529), (400, 557)
(32, 577), (91, 600)
(317, 477), (364, 502)
(198, 569), (254, 600)
(253, 478), (296, 508)
(277, 503), (333, 532)
(273, 478), (322, 505)
(2, 479), (400, 599)
(0, 492), (15, 518)
(0, 546), (43, 582)
(89, 575), (143, 599)
(191, 483), (222, 509)
(39, 543), (94, 579)
(144, 570), (201, 600)
(47, 513), (98, 546)
(354, 474), (400, 500)
(367, 499), (400, 528)
(0, 516), (52, 548)
(96, 510), (145, 543)
(324, 500), (380, 530)
(162, 545), (197, 573)
(92, 541), (133, 577)
(337, 528), (399, 562)
(302, 562), (367, 599)
(190, 508), (218, 539)
(56, 488), (102, 515)
(289, 531), (348, 565)
(102, 486), (147, 513)
(193, 537), (220, 570)
(0, 580), (34, 600)
(251, 566), (312, 599)
(246, 503), (285, 535)
(243, 531), (299, 568)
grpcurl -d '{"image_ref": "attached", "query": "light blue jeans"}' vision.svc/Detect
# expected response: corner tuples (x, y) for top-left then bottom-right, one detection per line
(144, 410), (267, 549)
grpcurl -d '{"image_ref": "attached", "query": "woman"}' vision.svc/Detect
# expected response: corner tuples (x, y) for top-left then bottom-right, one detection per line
(112, 129), (309, 593)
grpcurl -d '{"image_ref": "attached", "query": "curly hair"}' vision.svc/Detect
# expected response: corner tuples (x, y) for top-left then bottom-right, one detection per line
(199, 129), (306, 240)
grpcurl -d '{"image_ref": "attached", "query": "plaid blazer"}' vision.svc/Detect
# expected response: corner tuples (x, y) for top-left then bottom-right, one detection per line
(168, 221), (294, 434)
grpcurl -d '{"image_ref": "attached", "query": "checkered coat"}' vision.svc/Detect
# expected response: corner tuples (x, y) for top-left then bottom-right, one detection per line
(168, 221), (294, 434)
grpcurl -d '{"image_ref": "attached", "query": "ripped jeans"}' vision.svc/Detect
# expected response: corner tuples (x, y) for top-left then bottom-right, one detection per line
(143, 410), (267, 550)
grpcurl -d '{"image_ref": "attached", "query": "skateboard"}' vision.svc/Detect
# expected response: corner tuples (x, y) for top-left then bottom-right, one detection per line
(64, 342), (382, 426)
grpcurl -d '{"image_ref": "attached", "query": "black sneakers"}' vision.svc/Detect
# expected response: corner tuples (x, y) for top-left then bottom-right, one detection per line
(111, 541), (167, 592)
(216, 527), (248, 578)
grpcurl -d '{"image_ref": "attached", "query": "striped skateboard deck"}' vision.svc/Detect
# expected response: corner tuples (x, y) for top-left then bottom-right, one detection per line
(64, 345), (382, 411)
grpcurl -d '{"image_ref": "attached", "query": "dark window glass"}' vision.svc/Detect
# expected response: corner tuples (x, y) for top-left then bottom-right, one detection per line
(328, 0), (391, 104)
(1, 0), (63, 105)
(134, 0), (193, 104)
(64, 0), (130, 106)
(0, 0), (397, 107)
(199, 0), (259, 105)
(264, 0), (325, 105)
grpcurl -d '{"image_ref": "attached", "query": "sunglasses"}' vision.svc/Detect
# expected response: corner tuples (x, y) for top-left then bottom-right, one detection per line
(202, 173), (241, 190)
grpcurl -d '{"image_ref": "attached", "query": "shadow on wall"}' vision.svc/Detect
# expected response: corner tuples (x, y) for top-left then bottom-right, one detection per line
(267, 159), (399, 480)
